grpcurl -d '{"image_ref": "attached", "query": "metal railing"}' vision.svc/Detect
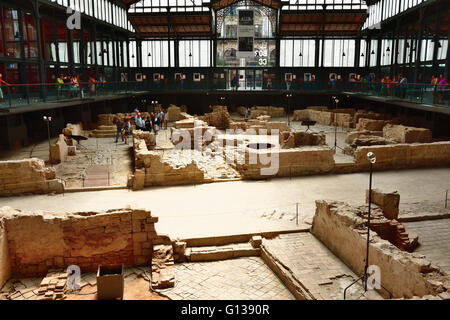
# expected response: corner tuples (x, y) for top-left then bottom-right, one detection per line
(0, 79), (449, 109)
(344, 81), (450, 107)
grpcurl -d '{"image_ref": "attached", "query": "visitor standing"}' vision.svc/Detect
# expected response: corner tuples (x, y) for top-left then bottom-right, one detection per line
(232, 75), (239, 90)
(123, 116), (131, 145)
(0, 73), (9, 103)
(88, 77), (96, 96)
(245, 107), (251, 120)
(431, 75), (439, 104)
(56, 76), (64, 99)
(437, 74), (447, 105)
(137, 115), (145, 131)
(400, 75), (408, 98)
(114, 117), (124, 143)
(145, 116), (152, 132)
(164, 109), (169, 130)
(151, 112), (157, 134)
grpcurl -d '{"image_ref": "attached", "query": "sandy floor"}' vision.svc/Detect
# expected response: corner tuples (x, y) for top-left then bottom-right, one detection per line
(1, 167), (448, 239)
(65, 275), (169, 300)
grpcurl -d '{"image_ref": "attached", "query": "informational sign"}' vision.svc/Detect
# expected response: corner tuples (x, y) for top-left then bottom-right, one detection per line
(237, 10), (254, 59)
(255, 42), (268, 66)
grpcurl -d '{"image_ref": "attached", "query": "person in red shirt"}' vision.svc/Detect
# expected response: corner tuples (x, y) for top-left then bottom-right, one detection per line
(0, 73), (10, 103)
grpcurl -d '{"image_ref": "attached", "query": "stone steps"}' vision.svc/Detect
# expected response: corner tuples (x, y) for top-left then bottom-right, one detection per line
(90, 130), (117, 138)
(186, 242), (261, 262)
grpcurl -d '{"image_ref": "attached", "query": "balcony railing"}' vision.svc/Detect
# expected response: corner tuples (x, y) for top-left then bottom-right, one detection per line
(343, 81), (450, 107)
(0, 79), (448, 109)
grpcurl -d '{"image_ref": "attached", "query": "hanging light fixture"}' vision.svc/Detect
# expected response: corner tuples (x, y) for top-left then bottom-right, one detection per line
(342, 52), (346, 57)
(386, 46), (390, 52)
(406, 42), (410, 48)
(361, 53), (364, 57)
(371, 49), (375, 55)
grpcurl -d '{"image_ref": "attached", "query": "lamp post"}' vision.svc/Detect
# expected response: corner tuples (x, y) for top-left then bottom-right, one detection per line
(364, 151), (376, 291)
(331, 97), (345, 154)
(286, 93), (292, 126)
(43, 116), (52, 153)
(152, 100), (159, 112)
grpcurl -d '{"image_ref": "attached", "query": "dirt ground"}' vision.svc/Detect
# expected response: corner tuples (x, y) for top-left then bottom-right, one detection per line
(65, 274), (169, 300)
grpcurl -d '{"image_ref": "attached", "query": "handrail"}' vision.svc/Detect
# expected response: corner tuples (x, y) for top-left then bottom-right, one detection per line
(0, 80), (449, 87)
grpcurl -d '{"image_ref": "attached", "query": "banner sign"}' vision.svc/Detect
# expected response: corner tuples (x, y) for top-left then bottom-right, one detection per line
(237, 10), (254, 58)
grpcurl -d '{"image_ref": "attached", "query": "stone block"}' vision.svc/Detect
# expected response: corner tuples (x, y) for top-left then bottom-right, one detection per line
(356, 118), (386, 131)
(250, 236), (262, 248)
(68, 146), (76, 156)
(366, 189), (400, 220)
(383, 124), (432, 143)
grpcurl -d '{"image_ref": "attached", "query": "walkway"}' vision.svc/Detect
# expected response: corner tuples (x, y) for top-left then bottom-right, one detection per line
(163, 257), (294, 300)
(0, 168), (448, 240)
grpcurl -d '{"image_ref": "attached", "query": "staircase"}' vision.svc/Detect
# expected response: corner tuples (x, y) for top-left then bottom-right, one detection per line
(91, 125), (117, 138)
(187, 242), (260, 262)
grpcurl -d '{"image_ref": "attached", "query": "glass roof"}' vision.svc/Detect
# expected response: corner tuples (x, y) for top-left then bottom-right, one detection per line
(282, 0), (367, 11)
(129, 0), (368, 12)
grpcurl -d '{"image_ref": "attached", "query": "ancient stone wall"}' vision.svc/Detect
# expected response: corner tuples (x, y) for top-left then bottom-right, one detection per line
(353, 142), (450, 171)
(62, 123), (84, 138)
(383, 124), (433, 143)
(237, 147), (335, 179)
(0, 207), (162, 278)
(0, 159), (64, 197)
(132, 133), (206, 189)
(280, 131), (326, 148)
(168, 105), (185, 122)
(311, 200), (450, 298)
(294, 108), (393, 130)
(203, 110), (231, 130)
(356, 118), (387, 132)
(0, 217), (11, 289)
(246, 120), (290, 135)
(243, 106), (285, 119)
(50, 134), (69, 164)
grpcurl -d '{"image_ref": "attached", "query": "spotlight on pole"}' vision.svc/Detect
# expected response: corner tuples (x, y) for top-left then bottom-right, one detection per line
(43, 115), (53, 158)
(286, 93), (292, 126)
(367, 152), (376, 164)
(364, 151), (376, 291)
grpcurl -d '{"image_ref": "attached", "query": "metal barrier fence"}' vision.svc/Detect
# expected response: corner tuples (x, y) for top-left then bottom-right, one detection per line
(0, 80), (449, 109)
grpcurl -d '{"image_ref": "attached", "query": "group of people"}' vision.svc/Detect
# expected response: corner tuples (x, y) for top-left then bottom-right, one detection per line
(113, 115), (131, 145)
(378, 74), (409, 98)
(134, 107), (169, 134)
(55, 74), (107, 98)
(56, 75), (81, 98)
(431, 74), (448, 105)
(114, 106), (170, 145)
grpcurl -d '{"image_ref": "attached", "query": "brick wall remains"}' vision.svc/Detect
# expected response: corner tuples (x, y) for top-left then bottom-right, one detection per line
(50, 134), (69, 164)
(132, 132), (206, 189)
(0, 207), (164, 278)
(311, 200), (450, 298)
(383, 124), (432, 143)
(236, 147), (335, 179)
(353, 142), (450, 171)
(0, 159), (64, 196)
(0, 215), (11, 289)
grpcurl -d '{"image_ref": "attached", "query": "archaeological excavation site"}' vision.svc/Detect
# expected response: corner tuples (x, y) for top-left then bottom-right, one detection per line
(0, 0), (449, 312)
(1, 101), (449, 304)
